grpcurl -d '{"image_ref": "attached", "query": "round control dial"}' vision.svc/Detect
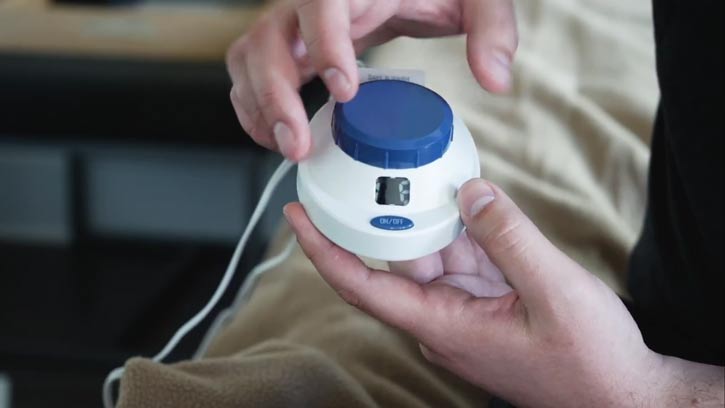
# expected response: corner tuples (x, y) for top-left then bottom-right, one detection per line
(332, 80), (453, 169)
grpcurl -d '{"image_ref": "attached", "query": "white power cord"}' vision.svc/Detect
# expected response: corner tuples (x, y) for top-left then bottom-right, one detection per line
(193, 234), (297, 360)
(102, 159), (294, 408)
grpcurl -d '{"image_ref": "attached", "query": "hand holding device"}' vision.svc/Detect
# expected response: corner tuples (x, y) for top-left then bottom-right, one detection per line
(285, 179), (694, 408)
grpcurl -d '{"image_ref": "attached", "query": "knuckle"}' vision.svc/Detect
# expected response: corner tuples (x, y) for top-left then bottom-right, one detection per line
(240, 105), (268, 143)
(336, 288), (361, 309)
(482, 213), (528, 258)
(244, 32), (265, 52)
(256, 87), (284, 117)
(416, 267), (441, 284)
(229, 86), (241, 104)
(231, 15), (275, 61)
(251, 16), (275, 39)
(247, 100), (263, 123)
(305, 239), (337, 271)
(231, 89), (267, 143)
(301, 30), (325, 57)
(226, 37), (249, 68)
(250, 117), (269, 142)
(537, 328), (578, 354)
(230, 88), (251, 125)
(314, 33), (339, 59)
(299, 31), (338, 65)
(295, 0), (316, 9)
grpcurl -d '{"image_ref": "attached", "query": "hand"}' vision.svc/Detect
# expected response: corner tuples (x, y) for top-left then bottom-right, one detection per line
(226, 0), (517, 161)
(284, 179), (672, 407)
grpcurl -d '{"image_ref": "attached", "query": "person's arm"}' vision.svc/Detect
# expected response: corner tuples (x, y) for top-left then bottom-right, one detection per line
(658, 356), (724, 407)
(284, 179), (725, 407)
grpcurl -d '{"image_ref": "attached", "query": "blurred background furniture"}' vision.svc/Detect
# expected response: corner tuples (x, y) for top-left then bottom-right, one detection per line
(0, 1), (326, 407)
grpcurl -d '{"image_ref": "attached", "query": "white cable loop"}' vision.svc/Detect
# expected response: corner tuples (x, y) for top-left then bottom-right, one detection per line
(102, 159), (294, 407)
(193, 234), (297, 360)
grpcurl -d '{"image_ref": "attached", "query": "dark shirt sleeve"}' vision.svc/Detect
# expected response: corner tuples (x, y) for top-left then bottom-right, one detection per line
(627, 0), (723, 365)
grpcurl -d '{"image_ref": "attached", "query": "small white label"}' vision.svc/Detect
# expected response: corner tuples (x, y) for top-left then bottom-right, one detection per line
(358, 67), (426, 86)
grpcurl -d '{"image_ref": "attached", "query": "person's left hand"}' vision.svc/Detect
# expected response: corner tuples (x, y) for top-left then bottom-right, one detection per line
(283, 178), (672, 407)
(226, 0), (518, 161)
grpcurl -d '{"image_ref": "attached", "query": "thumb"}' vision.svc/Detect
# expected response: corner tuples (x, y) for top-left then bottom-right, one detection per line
(457, 179), (579, 308)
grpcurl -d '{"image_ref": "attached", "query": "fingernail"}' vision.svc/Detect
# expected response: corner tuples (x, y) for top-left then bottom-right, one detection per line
(291, 37), (308, 61)
(323, 67), (352, 99)
(282, 204), (296, 229)
(488, 50), (511, 89)
(460, 180), (496, 217)
(282, 204), (290, 220)
(273, 122), (296, 158)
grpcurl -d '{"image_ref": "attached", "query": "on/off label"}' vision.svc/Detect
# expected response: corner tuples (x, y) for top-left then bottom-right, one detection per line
(370, 215), (414, 231)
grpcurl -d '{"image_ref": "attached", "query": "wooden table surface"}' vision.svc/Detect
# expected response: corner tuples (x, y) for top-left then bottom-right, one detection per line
(0, 0), (264, 61)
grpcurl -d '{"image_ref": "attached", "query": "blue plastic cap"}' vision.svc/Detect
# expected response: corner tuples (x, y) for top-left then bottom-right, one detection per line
(332, 80), (453, 169)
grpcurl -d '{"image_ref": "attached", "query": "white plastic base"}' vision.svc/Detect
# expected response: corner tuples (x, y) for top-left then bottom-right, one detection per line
(297, 101), (480, 261)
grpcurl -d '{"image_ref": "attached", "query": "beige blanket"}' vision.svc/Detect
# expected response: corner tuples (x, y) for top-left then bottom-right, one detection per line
(117, 0), (658, 406)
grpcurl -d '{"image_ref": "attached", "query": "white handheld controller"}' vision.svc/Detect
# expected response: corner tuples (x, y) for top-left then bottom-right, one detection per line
(297, 80), (480, 261)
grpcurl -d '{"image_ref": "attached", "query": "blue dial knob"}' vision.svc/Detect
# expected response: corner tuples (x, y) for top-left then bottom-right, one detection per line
(332, 80), (453, 169)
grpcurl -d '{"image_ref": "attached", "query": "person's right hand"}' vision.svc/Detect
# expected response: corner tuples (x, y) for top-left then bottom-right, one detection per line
(284, 179), (725, 407)
(226, 0), (518, 161)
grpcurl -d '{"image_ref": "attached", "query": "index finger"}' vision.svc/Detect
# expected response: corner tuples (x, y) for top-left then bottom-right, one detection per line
(295, 0), (359, 102)
(283, 202), (428, 334)
(463, 0), (518, 93)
